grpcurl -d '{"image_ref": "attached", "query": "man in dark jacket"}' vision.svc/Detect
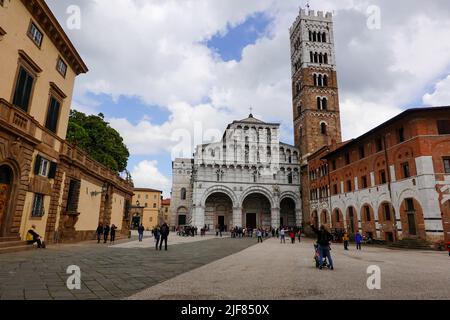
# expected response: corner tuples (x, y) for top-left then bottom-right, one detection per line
(138, 224), (145, 242)
(103, 224), (110, 243)
(96, 223), (104, 244)
(311, 224), (334, 270)
(159, 223), (170, 251)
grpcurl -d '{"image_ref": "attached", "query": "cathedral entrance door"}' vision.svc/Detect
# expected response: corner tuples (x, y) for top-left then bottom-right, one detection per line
(218, 216), (225, 231)
(246, 213), (256, 229)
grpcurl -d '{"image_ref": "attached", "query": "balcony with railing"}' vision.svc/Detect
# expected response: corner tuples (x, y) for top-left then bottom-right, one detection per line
(60, 141), (134, 192)
(0, 98), (38, 142)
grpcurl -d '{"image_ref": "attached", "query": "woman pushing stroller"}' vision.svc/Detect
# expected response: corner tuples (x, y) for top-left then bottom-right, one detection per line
(310, 224), (334, 270)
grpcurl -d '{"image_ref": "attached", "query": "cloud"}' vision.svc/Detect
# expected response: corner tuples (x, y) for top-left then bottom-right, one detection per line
(130, 160), (171, 196)
(423, 74), (450, 106)
(46, 0), (450, 187)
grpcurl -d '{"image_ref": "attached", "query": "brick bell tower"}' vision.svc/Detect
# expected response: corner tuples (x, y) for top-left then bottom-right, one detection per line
(290, 9), (342, 160)
(290, 8), (342, 230)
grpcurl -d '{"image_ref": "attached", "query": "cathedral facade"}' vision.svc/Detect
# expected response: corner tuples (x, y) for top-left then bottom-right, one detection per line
(170, 115), (302, 230)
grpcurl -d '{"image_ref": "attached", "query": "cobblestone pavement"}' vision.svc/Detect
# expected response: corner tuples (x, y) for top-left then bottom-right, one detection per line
(112, 234), (225, 249)
(0, 237), (255, 300)
(130, 238), (450, 300)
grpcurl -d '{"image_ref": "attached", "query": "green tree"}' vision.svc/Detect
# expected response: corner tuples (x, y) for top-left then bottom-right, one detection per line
(66, 110), (130, 172)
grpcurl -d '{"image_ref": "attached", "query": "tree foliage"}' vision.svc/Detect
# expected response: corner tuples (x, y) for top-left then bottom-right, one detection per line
(66, 110), (130, 172)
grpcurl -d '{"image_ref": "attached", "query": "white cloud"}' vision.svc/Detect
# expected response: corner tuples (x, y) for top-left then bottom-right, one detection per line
(130, 160), (171, 197)
(46, 0), (450, 185)
(423, 74), (450, 106)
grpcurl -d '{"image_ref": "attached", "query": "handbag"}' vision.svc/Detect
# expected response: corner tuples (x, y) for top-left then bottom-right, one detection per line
(26, 232), (33, 241)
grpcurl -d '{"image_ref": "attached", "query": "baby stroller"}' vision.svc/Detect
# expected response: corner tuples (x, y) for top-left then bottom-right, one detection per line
(314, 243), (330, 269)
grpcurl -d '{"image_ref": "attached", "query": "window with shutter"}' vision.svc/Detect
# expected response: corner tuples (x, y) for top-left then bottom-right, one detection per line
(48, 162), (57, 179)
(45, 96), (61, 133)
(13, 66), (34, 112)
(437, 120), (450, 135)
(31, 194), (45, 217)
(66, 180), (81, 213)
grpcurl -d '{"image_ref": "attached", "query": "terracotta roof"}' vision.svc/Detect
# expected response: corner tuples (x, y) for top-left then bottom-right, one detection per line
(134, 188), (162, 193)
(161, 199), (171, 205)
(323, 106), (450, 159)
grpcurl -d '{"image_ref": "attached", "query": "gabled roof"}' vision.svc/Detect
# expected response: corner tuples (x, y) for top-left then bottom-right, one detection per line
(229, 114), (280, 127)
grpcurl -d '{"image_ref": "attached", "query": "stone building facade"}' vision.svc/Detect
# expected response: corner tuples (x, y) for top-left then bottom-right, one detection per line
(307, 107), (450, 244)
(290, 9), (343, 230)
(0, 0), (133, 245)
(290, 8), (450, 246)
(132, 188), (162, 230)
(170, 115), (302, 230)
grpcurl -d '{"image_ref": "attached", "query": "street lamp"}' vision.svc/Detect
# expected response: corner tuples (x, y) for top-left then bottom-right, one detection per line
(91, 183), (108, 197)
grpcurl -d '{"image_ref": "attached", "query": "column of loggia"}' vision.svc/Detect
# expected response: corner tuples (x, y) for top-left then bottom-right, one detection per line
(233, 207), (243, 228)
(271, 207), (280, 229)
(192, 205), (205, 229)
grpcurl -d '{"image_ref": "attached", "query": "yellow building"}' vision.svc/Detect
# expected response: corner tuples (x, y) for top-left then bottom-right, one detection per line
(160, 198), (171, 225)
(132, 188), (162, 230)
(0, 0), (133, 245)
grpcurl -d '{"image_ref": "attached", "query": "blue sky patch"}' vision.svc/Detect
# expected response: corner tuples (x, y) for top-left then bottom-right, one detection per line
(206, 12), (273, 62)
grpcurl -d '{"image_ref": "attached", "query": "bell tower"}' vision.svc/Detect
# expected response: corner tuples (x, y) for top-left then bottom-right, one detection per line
(290, 9), (342, 160)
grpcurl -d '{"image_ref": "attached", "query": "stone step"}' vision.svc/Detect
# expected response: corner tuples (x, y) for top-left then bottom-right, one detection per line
(0, 236), (21, 243)
(0, 240), (28, 249)
(0, 244), (35, 255)
(389, 239), (432, 250)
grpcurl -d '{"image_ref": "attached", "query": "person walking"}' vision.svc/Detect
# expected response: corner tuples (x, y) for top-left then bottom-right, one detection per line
(138, 224), (145, 242)
(310, 224), (334, 270)
(103, 224), (110, 243)
(159, 222), (170, 251)
(297, 229), (302, 243)
(289, 228), (296, 244)
(343, 231), (349, 250)
(257, 229), (263, 243)
(355, 232), (363, 250)
(110, 224), (117, 244)
(96, 223), (103, 244)
(154, 226), (161, 250)
(280, 227), (286, 244)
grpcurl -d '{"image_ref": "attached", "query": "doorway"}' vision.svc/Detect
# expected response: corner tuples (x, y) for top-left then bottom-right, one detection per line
(218, 215), (225, 230)
(407, 213), (417, 236)
(0, 165), (13, 237)
(246, 213), (256, 229)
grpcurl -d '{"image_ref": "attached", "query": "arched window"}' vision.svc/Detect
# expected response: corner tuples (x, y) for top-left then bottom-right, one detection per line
(310, 51), (314, 63)
(324, 53), (328, 64)
(314, 52), (318, 63)
(321, 123), (327, 135)
(317, 97), (321, 110)
(318, 74), (323, 87)
(322, 98), (328, 110)
(313, 31), (317, 42)
(322, 32), (326, 42)
(288, 173), (293, 184)
(319, 53), (323, 64)
(180, 188), (186, 200)
(335, 210), (340, 222)
(313, 74), (317, 86)
(323, 75), (328, 87)
(309, 31), (312, 41)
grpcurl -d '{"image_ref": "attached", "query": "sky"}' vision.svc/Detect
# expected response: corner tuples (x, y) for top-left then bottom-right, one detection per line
(46, 0), (450, 197)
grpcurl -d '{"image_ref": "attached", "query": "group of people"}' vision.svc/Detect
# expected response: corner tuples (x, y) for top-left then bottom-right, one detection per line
(96, 223), (117, 244)
(151, 223), (170, 250)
